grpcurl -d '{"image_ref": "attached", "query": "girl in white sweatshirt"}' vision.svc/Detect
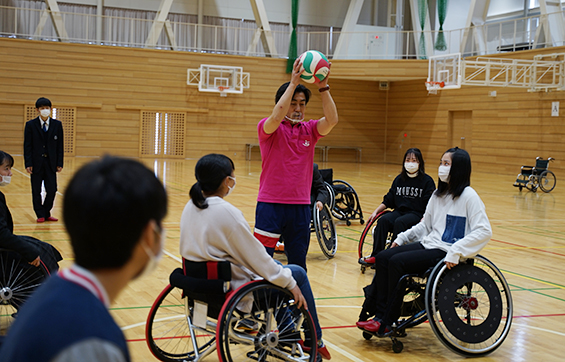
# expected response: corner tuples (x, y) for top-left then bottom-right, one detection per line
(356, 147), (492, 337)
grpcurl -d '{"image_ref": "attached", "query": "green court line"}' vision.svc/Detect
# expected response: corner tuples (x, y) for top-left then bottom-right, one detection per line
(502, 269), (565, 289)
(336, 234), (360, 242)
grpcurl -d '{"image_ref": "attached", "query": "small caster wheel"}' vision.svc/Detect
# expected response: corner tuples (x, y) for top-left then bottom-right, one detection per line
(392, 339), (403, 353)
(360, 265), (366, 274)
(518, 186), (523, 191)
(362, 332), (372, 340)
(346, 220), (351, 226)
(360, 219), (365, 225)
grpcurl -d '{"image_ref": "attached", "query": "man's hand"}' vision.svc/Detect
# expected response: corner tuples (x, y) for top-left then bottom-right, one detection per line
(26, 167), (33, 174)
(290, 285), (307, 310)
(315, 201), (323, 211)
(317, 62), (331, 89)
(290, 58), (304, 86)
(29, 256), (41, 267)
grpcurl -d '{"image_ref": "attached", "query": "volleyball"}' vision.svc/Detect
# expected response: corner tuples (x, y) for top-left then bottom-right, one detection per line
(298, 50), (329, 84)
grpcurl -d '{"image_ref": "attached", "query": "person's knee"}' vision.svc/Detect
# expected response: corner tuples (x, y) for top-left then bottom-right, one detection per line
(286, 264), (308, 284)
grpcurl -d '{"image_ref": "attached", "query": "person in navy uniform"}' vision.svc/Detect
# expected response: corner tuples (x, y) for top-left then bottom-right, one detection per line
(24, 97), (64, 223)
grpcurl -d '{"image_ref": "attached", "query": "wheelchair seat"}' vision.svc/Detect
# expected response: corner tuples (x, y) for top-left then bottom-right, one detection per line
(360, 255), (513, 356)
(319, 168), (364, 226)
(146, 260), (319, 362)
(513, 156), (556, 192)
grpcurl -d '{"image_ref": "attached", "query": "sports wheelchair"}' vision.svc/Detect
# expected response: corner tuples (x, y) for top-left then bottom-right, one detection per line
(146, 260), (319, 362)
(357, 210), (392, 273)
(513, 157), (556, 193)
(0, 249), (51, 335)
(319, 168), (364, 226)
(360, 255), (513, 356)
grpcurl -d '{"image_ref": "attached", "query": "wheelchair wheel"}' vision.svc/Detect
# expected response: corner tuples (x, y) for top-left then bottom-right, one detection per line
(216, 280), (317, 362)
(425, 255), (513, 357)
(331, 180), (363, 225)
(398, 276), (428, 329)
(0, 250), (49, 335)
(313, 204), (337, 258)
(146, 284), (216, 362)
(357, 211), (391, 272)
(539, 170), (556, 193)
(324, 182), (335, 210)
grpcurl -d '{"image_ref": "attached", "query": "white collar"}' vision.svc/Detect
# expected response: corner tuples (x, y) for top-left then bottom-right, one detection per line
(59, 264), (111, 308)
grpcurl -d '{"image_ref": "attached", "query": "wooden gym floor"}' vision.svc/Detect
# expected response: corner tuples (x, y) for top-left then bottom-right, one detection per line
(4, 155), (565, 361)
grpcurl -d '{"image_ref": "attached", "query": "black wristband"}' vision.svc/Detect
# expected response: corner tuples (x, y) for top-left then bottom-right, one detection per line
(318, 85), (330, 93)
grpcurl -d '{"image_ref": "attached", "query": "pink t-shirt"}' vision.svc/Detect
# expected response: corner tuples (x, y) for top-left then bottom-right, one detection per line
(257, 118), (323, 204)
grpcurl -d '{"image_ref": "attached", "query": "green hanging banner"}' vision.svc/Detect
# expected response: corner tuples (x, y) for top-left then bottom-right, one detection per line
(418, 0), (428, 59)
(286, 0), (299, 73)
(435, 0), (448, 51)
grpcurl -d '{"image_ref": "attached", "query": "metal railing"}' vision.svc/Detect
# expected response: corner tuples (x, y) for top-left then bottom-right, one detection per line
(1, 5), (564, 59)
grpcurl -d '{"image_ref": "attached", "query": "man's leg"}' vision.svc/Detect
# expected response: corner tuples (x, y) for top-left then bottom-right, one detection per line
(284, 264), (322, 340)
(281, 204), (310, 270)
(30, 171), (45, 219)
(254, 202), (283, 257)
(42, 169), (57, 219)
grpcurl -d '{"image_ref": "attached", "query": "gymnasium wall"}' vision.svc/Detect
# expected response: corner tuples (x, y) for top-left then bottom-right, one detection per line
(386, 47), (565, 175)
(0, 38), (386, 163)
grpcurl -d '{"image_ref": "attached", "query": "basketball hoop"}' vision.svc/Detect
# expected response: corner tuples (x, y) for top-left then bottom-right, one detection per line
(218, 86), (229, 97)
(425, 81), (444, 95)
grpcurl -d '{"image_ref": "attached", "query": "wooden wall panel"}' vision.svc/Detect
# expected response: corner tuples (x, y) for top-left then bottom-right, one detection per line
(0, 38), (386, 163)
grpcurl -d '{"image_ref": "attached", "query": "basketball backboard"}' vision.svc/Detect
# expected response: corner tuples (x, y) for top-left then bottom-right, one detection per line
(426, 53), (462, 93)
(187, 64), (250, 96)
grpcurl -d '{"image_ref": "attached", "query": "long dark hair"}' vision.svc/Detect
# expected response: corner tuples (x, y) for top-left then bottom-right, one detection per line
(0, 150), (14, 168)
(189, 154), (235, 209)
(400, 147), (425, 181)
(436, 147), (471, 199)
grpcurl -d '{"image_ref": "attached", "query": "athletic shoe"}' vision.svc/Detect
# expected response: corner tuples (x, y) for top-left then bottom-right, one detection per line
(356, 319), (375, 329)
(362, 319), (382, 333)
(46, 216), (58, 222)
(298, 340), (331, 360)
(274, 242), (285, 254)
(358, 256), (375, 265)
(36, 218), (45, 223)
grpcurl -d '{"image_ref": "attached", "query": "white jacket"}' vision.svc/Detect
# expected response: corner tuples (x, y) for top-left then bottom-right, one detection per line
(394, 187), (492, 264)
(179, 197), (296, 292)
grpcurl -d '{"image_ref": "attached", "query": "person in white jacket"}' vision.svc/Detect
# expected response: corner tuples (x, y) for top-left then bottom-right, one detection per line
(180, 153), (331, 361)
(355, 147), (492, 337)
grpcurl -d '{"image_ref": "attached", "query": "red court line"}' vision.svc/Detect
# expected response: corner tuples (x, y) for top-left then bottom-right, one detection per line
(126, 313), (565, 342)
(491, 238), (565, 258)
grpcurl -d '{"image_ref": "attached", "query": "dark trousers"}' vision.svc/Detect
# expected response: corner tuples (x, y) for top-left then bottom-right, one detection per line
(371, 210), (421, 256)
(255, 202), (311, 271)
(361, 243), (446, 326)
(30, 160), (57, 219)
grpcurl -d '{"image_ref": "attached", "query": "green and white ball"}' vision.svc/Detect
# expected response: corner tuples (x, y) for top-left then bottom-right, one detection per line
(298, 50), (329, 84)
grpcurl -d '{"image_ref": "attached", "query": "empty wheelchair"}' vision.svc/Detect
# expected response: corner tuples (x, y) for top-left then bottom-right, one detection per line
(513, 157), (556, 193)
(146, 260), (318, 362)
(360, 255), (512, 356)
(319, 168), (364, 226)
(357, 210), (391, 273)
(0, 249), (50, 335)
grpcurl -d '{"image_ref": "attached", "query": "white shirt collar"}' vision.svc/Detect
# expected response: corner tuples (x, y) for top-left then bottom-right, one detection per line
(59, 264), (111, 308)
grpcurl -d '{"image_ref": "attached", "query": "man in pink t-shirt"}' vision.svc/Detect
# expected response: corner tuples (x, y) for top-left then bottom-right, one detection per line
(253, 59), (339, 270)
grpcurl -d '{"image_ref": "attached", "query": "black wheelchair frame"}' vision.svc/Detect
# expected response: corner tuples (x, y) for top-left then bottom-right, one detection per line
(360, 255), (513, 356)
(513, 156), (556, 193)
(0, 249), (50, 335)
(319, 169), (364, 226)
(146, 260), (319, 362)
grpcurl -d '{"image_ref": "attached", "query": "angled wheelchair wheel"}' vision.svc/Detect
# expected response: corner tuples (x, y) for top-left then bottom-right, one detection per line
(425, 255), (513, 357)
(324, 182), (335, 210)
(146, 284), (217, 362)
(0, 249), (49, 335)
(539, 170), (556, 193)
(313, 204), (337, 258)
(357, 211), (390, 272)
(216, 280), (317, 362)
(398, 276), (428, 329)
(331, 180), (363, 225)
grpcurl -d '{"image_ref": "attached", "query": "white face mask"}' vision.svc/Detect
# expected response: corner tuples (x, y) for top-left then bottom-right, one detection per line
(0, 175), (11, 187)
(138, 226), (164, 279)
(40, 109), (51, 118)
(284, 115), (304, 124)
(438, 165), (451, 183)
(404, 162), (419, 177)
(225, 176), (236, 196)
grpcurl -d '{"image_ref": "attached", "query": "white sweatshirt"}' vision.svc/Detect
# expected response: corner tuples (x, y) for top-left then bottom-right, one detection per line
(394, 186), (492, 264)
(179, 197), (296, 293)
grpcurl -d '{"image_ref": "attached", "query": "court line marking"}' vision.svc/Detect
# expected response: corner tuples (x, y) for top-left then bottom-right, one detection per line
(512, 323), (565, 337)
(323, 339), (366, 362)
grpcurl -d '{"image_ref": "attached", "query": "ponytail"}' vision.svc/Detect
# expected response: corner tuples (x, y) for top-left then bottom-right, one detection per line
(189, 181), (208, 209)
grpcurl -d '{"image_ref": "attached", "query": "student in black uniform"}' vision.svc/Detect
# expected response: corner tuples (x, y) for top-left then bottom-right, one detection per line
(359, 148), (435, 267)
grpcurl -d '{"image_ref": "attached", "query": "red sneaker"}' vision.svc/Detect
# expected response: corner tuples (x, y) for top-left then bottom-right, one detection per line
(358, 256), (376, 265)
(356, 319), (374, 329)
(46, 216), (58, 222)
(36, 218), (45, 223)
(362, 319), (382, 333)
(318, 344), (331, 360)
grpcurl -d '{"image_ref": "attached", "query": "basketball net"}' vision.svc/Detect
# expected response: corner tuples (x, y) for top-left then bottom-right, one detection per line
(218, 86), (228, 97)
